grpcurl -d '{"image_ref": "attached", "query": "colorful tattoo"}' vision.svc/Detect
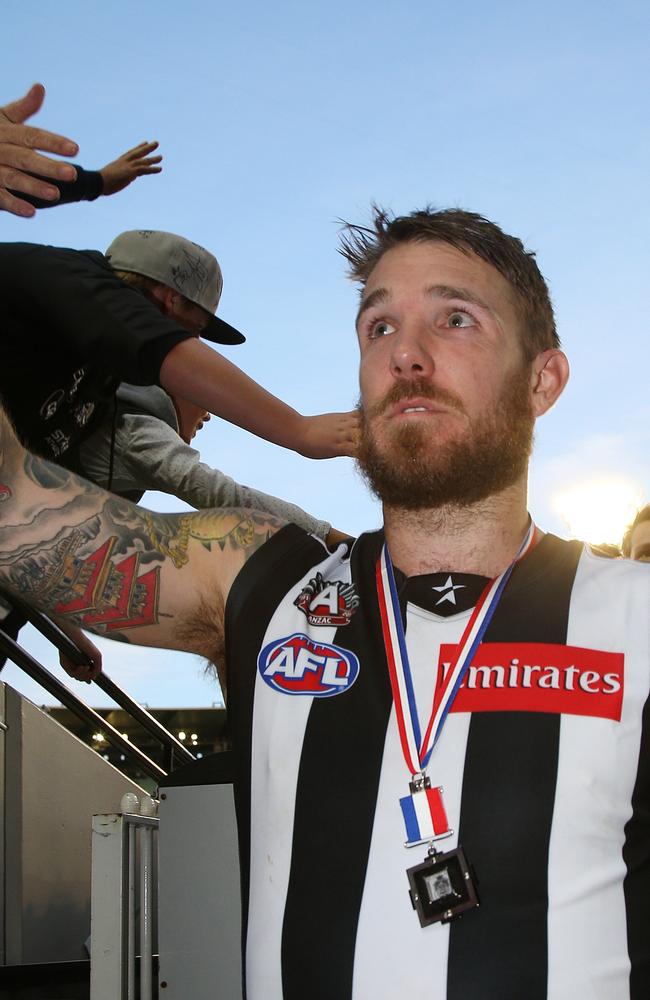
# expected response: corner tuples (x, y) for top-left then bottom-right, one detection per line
(143, 510), (259, 568)
(0, 437), (283, 643)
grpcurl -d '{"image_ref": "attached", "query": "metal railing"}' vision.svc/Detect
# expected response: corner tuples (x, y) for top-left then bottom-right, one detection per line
(0, 591), (196, 781)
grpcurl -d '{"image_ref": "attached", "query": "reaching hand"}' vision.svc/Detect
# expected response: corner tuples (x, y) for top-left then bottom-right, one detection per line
(298, 409), (361, 459)
(326, 527), (354, 548)
(59, 624), (103, 683)
(0, 83), (79, 217)
(100, 140), (163, 196)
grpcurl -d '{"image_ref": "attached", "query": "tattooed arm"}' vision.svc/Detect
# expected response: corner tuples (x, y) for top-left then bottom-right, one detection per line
(0, 408), (285, 661)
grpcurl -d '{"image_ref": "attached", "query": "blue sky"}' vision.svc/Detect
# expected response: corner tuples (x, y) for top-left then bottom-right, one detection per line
(2, 0), (649, 709)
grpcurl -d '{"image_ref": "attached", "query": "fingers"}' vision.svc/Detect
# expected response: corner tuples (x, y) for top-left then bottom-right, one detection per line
(0, 141), (77, 183)
(60, 652), (102, 683)
(135, 162), (163, 175)
(99, 140), (163, 196)
(0, 163), (61, 216)
(332, 410), (362, 456)
(0, 187), (37, 218)
(0, 84), (78, 158)
(2, 83), (46, 125)
(129, 140), (163, 174)
(114, 140), (163, 167)
(326, 527), (352, 548)
(0, 85), (79, 214)
(0, 153), (68, 218)
(0, 149), (73, 190)
(0, 120), (78, 159)
(124, 139), (160, 160)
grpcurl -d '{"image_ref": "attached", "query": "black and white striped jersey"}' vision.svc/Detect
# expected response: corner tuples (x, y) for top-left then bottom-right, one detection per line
(225, 526), (650, 1000)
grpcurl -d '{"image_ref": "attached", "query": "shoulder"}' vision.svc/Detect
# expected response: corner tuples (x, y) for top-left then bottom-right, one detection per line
(0, 243), (109, 284)
(574, 540), (650, 605)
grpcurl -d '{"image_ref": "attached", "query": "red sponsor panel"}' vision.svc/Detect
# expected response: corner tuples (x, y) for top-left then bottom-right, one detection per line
(437, 642), (624, 721)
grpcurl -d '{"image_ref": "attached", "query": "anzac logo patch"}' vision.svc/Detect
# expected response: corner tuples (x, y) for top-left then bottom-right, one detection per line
(258, 633), (360, 697)
(294, 572), (359, 626)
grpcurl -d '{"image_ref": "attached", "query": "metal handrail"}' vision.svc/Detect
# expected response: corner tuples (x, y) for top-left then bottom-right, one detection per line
(0, 628), (166, 782)
(3, 593), (196, 768)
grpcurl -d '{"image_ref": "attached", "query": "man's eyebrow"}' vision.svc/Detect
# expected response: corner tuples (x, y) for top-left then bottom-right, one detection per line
(633, 543), (650, 560)
(356, 287), (389, 325)
(425, 284), (493, 312)
(356, 283), (495, 326)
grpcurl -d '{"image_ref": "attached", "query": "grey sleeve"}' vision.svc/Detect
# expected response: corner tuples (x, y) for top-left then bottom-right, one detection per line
(123, 415), (332, 540)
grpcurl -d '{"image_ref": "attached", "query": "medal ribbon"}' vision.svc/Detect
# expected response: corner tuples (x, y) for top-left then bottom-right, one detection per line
(376, 521), (538, 777)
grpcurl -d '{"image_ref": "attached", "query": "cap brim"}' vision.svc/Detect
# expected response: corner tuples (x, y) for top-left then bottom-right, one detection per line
(201, 315), (246, 346)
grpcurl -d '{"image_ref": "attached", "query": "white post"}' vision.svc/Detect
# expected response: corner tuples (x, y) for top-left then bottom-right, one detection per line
(127, 823), (136, 1000)
(90, 814), (127, 1000)
(139, 795), (157, 1000)
(91, 799), (158, 1000)
(140, 826), (153, 1000)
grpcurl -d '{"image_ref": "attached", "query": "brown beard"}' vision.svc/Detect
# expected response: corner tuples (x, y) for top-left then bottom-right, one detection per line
(356, 370), (534, 510)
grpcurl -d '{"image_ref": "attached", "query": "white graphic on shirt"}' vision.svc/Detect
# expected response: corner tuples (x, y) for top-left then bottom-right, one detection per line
(431, 575), (466, 606)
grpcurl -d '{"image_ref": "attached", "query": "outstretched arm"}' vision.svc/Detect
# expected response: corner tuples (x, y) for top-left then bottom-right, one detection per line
(160, 337), (360, 459)
(0, 83), (79, 217)
(0, 407), (284, 663)
(18, 141), (163, 209)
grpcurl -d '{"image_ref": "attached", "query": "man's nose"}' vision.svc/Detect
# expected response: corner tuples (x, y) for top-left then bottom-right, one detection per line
(389, 323), (434, 379)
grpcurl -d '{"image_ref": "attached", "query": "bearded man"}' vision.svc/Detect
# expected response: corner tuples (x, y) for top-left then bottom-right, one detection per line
(0, 208), (648, 1000)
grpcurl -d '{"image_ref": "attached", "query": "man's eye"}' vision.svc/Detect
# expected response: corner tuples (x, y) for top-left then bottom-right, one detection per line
(370, 321), (396, 339)
(447, 311), (475, 329)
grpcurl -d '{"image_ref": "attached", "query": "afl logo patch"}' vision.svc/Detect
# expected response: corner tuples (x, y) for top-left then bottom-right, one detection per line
(258, 633), (360, 697)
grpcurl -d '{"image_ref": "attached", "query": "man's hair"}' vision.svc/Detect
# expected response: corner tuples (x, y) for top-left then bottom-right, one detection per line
(339, 206), (559, 359)
(112, 269), (162, 295)
(622, 503), (650, 557)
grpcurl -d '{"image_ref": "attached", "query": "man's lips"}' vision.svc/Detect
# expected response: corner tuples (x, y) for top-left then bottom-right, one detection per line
(388, 397), (453, 418)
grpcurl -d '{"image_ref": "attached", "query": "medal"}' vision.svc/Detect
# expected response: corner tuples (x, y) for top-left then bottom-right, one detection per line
(407, 844), (479, 927)
(376, 522), (537, 924)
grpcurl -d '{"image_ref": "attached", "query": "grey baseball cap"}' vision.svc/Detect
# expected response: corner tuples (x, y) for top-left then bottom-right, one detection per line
(105, 229), (245, 345)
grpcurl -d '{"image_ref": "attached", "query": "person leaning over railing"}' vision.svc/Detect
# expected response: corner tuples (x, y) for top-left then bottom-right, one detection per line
(0, 230), (358, 468)
(0, 229), (356, 682)
(77, 380), (341, 540)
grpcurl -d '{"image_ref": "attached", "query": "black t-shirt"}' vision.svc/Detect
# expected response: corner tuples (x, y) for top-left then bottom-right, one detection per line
(0, 242), (191, 459)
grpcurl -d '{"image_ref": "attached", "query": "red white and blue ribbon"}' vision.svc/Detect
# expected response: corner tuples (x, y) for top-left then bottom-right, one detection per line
(376, 520), (537, 845)
(400, 781), (450, 844)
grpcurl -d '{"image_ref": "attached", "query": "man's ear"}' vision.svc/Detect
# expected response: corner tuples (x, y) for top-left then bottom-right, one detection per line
(149, 283), (176, 317)
(530, 349), (570, 417)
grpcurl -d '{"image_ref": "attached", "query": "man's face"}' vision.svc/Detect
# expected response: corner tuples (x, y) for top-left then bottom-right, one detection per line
(172, 395), (211, 444)
(169, 295), (212, 337)
(629, 520), (650, 562)
(355, 240), (535, 509)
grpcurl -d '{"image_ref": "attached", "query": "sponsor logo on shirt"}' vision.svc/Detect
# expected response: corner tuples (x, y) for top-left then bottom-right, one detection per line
(40, 388), (65, 421)
(259, 633), (360, 697)
(294, 573), (359, 627)
(438, 642), (624, 721)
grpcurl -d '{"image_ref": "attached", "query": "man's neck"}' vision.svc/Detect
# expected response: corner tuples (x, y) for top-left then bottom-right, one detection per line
(383, 481), (533, 578)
